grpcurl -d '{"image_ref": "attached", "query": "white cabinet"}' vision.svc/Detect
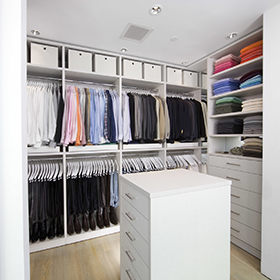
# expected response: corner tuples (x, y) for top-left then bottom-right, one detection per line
(120, 169), (231, 280)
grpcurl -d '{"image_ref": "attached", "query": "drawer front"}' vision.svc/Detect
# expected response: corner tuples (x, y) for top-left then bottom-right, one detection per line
(121, 182), (150, 219)
(94, 54), (116, 76)
(143, 63), (161, 82)
(68, 49), (92, 72)
(121, 251), (142, 280)
(121, 212), (149, 266)
(167, 67), (182, 85)
(208, 166), (262, 194)
(121, 232), (149, 280)
(183, 70), (198, 87)
(121, 198), (149, 242)
(123, 59), (142, 79)
(231, 203), (261, 232)
(231, 186), (261, 213)
(208, 155), (262, 175)
(231, 219), (261, 250)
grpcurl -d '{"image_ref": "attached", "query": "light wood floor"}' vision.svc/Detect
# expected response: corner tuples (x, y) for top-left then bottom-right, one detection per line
(30, 233), (269, 280)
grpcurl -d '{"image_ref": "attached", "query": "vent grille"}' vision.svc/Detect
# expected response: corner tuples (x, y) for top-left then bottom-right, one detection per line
(121, 23), (153, 42)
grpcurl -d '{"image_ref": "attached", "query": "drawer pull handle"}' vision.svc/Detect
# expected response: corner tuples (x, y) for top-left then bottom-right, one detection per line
(125, 269), (136, 280)
(125, 250), (135, 262)
(231, 194), (241, 199)
(231, 211), (240, 216)
(226, 176), (240, 181)
(125, 193), (135, 200)
(231, 227), (240, 233)
(125, 212), (135, 221)
(125, 231), (136, 242)
(226, 162), (241, 167)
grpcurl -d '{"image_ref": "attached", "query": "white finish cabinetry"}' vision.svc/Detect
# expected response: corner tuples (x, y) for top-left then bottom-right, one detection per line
(120, 169), (231, 280)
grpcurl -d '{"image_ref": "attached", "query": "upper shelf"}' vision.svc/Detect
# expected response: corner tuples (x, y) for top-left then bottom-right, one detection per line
(166, 83), (202, 94)
(27, 63), (62, 78)
(210, 109), (262, 119)
(122, 77), (164, 90)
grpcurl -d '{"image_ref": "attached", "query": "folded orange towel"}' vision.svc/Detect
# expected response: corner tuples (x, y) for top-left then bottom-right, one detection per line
(240, 45), (263, 58)
(240, 40), (263, 54)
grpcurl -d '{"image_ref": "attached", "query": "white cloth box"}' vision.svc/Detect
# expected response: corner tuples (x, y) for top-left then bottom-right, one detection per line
(183, 71), (198, 87)
(30, 43), (58, 67)
(68, 49), (92, 72)
(202, 73), (207, 89)
(167, 67), (182, 84)
(94, 54), (117, 75)
(123, 59), (142, 79)
(143, 63), (162, 82)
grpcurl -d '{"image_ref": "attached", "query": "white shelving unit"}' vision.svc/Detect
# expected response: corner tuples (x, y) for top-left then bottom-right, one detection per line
(207, 28), (263, 259)
(27, 37), (207, 252)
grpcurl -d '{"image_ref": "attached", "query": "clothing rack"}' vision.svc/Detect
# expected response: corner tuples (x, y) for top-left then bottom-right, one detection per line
(122, 86), (159, 95)
(166, 91), (194, 98)
(65, 79), (116, 88)
(27, 75), (62, 82)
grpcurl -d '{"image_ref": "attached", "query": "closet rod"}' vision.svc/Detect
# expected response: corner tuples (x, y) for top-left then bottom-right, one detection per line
(65, 79), (116, 88)
(27, 75), (62, 82)
(166, 150), (195, 155)
(122, 85), (159, 94)
(66, 154), (117, 160)
(166, 91), (194, 97)
(123, 152), (162, 158)
(28, 157), (62, 162)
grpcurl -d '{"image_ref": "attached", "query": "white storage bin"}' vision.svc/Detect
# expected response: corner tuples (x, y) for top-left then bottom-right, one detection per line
(183, 70), (198, 87)
(68, 49), (92, 72)
(202, 73), (207, 89)
(167, 67), (182, 84)
(30, 43), (58, 67)
(123, 59), (142, 79)
(94, 54), (117, 75)
(143, 63), (162, 82)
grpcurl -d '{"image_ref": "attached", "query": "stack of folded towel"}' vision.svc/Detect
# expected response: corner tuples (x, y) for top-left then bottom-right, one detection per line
(213, 78), (240, 95)
(243, 115), (263, 134)
(215, 97), (243, 114)
(242, 98), (263, 112)
(213, 54), (241, 74)
(242, 137), (262, 158)
(239, 69), (263, 89)
(216, 118), (243, 134)
(240, 40), (263, 64)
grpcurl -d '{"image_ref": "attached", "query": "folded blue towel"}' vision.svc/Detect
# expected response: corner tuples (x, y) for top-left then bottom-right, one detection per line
(213, 78), (240, 90)
(240, 74), (262, 89)
(213, 85), (240, 95)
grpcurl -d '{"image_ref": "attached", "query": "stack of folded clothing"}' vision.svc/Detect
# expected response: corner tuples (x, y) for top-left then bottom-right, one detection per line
(239, 40), (263, 64)
(242, 137), (262, 158)
(213, 78), (240, 95)
(213, 54), (241, 74)
(243, 115), (263, 134)
(215, 97), (243, 114)
(216, 118), (243, 134)
(240, 69), (263, 89)
(242, 98), (263, 112)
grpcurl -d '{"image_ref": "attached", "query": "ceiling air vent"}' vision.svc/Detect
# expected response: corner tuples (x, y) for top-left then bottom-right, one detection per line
(121, 23), (153, 43)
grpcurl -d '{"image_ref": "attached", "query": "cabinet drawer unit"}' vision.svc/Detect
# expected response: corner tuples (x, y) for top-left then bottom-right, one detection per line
(31, 42), (58, 67)
(94, 54), (117, 75)
(121, 248), (142, 280)
(68, 49), (92, 72)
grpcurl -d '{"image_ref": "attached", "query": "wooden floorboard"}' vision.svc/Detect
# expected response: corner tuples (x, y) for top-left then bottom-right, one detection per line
(30, 233), (269, 280)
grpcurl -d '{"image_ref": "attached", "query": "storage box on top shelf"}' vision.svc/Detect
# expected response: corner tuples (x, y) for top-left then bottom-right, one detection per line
(30, 42), (58, 67)
(202, 73), (207, 89)
(123, 59), (142, 79)
(183, 70), (198, 87)
(143, 63), (162, 82)
(68, 49), (92, 72)
(94, 54), (117, 76)
(166, 67), (182, 85)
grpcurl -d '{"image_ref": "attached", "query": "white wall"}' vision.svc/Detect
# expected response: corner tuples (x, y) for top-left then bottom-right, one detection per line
(262, 3), (280, 279)
(0, 0), (29, 279)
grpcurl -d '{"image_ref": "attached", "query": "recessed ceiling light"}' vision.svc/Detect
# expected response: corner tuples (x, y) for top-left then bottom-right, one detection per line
(121, 47), (128, 53)
(181, 61), (188, 65)
(31, 29), (40, 36)
(170, 37), (178, 42)
(149, 5), (162, 15)
(226, 32), (238, 39)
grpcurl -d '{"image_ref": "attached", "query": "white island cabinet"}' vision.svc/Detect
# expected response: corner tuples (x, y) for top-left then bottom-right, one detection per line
(120, 169), (231, 280)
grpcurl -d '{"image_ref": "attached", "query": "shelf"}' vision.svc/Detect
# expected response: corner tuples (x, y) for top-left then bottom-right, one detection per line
(209, 153), (263, 162)
(210, 84), (263, 100)
(210, 56), (263, 80)
(209, 134), (262, 138)
(122, 143), (163, 153)
(67, 144), (119, 154)
(166, 142), (200, 150)
(27, 146), (62, 156)
(166, 83), (202, 93)
(65, 69), (119, 85)
(27, 63), (63, 78)
(210, 109), (262, 119)
(122, 77), (163, 89)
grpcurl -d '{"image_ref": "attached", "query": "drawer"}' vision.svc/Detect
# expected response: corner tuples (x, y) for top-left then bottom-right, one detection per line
(231, 219), (261, 250)
(30, 42), (58, 67)
(183, 70), (198, 87)
(208, 155), (262, 175)
(121, 182), (150, 219)
(94, 54), (117, 75)
(121, 198), (149, 242)
(231, 203), (261, 232)
(68, 49), (92, 72)
(123, 59), (142, 79)
(121, 232), (149, 280)
(208, 166), (262, 194)
(121, 212), (149, 266)
(167, 67), (182, 84)
(121, 251), (142, 280)
(231, 186), (261, 213)
(143, 63), (162, 82)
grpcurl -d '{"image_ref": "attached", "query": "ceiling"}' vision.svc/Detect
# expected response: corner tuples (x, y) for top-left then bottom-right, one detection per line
(27, 0), (280, 69)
